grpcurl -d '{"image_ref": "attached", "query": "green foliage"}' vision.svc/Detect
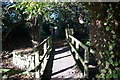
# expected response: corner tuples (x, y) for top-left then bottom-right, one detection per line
(105, 26), (110, 31)
(83, 3), (120, 79)
(3, 2), (120, 79)
(2, 75), (9, 79)
(86, 41), (91, 46)
(0, 69), (10, 73)
(1, 68), (24, 79)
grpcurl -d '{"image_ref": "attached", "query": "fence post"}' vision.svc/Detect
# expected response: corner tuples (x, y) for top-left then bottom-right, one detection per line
(49, 36), (52, 49)
(84, 49), (89, 63)
(71, 38), (74, 44)
(68, 28), (74, 36)
(50, 36), (52, 49)
(84, 64), (88, 78)
(65, 28), (74, 41)
(35, 51), (40, 79)
(84, 48), (89, 78)
(40, 43), (47, 75)
(75, 41), (79, 60)
(65, 29), (68, 40)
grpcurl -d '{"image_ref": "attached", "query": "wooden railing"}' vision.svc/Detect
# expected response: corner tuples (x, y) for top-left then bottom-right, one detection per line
(65, 28), (89, 78)
(33, 35), (52, 79)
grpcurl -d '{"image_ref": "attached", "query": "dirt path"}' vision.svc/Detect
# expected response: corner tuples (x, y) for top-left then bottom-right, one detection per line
(41, 39), (83, 80)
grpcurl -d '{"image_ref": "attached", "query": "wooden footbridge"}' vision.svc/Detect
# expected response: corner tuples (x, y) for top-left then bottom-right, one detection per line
(32, 28), (89, 80)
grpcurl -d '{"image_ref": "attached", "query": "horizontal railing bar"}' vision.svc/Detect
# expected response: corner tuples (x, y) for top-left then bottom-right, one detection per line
(40, 48), (52, 60)
(65, 28), (89, 78)
(68, 35), (88, 50)
(34, 47), (52, 71)
(34, 36), (51, 51)
(69, 42), (86, 66)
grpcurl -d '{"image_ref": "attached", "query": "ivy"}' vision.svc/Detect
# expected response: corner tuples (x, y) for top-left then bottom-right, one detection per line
(105, 26), (110, 31)
(83, 3), (120, 79)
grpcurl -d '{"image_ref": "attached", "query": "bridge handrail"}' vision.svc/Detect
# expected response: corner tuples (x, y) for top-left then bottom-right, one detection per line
(33, 35), (52, 79)
(65, 28), (89, 78)
(34, 36), (52, 51)
(69, 35), (88, 50)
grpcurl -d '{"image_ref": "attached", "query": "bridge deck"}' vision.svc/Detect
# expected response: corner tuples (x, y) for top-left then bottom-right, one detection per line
(41, 40), (83, 80)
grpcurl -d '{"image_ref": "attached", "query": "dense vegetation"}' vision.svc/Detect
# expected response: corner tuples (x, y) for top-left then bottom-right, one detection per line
(2, 2), (120, 79)
(84, 3), (120, 78)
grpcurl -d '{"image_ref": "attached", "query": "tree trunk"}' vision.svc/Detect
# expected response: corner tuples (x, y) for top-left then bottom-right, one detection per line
(31, 15), (43, 42)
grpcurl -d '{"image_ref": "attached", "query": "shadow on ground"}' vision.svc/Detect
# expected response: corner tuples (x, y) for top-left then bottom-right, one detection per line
(41, 39), (81, 80)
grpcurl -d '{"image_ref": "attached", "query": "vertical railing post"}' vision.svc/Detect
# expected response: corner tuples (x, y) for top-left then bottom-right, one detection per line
(34, 36), (53, 80)
(84, 48), (89, 78)
(48, 36), (51, 49)
(49, 36), (52, 49)
(35, 51), (40, 79)
(71, 38), (74, 44)
(75, 41), (79, 60)
(65, 28), (74, 41)
(84, 63), (88, 78)
(47, 38), (49, 49)
(84, 48), (89, 63)
(65, 29), (68, 40)
(44, 43), (47, 56)
(50, 36), (52, 49)
(71, 38), (74, 52)
(40, 43), (47, 75)
(69, 28), (74, 36)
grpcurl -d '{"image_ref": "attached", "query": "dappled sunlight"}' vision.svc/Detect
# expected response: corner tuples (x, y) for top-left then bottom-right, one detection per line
(55, 46), (68, 52)
(2, 2), (120, 79)
(51, 46), (83, 79)
(52, 51), (75, 73)
(54, 54), (71, 60)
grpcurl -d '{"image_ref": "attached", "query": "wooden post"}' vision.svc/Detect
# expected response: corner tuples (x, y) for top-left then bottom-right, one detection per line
(75, 41), (79, 60)
(48, 38), (50, 49)
(75, 41), (79, 49)
(48, 36), (52, 49)
(65, 29), (68, 40)
(43, 42), (47, 69)
(71, 38), (74, 44)
(65, 28), (74, 41)
(40, 43), (47, 75)
(35, 51), (40, 79)
(84, 49), (89, 63)
(49, 36), (52, 49)
(84, 64), (88, 78)
(84, 49), (89, 78)
(43, 55), (47, 73)
(69, 28), (74, 36)
(44, 43), (47, 55)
